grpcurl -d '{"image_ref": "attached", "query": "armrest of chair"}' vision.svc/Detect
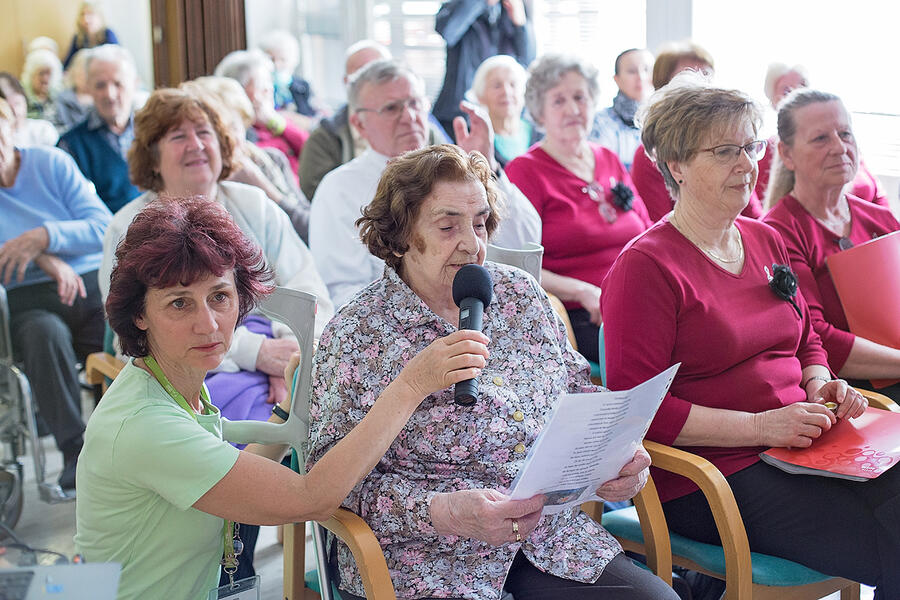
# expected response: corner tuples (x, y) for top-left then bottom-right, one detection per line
(85, 351), (125, 386)
(318, 508), (395, 599)
(643, 440), (753, 598)
(631, 475), (673, 584)
(856, 387), (899, 412)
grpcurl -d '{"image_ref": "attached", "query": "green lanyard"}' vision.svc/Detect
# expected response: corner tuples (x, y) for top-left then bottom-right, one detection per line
(142, 356), (241, 578)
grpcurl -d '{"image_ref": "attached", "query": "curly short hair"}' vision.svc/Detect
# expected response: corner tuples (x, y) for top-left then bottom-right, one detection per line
(637, 70), (762, 199)
(357, 144), (502, 270)
(129, 87), (237, 192)
(106, 197), (273, 357)
(524, 53), (599, 127)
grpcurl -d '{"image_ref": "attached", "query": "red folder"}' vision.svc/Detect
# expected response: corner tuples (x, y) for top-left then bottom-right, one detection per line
(826, 230), (900, 388)
(761, 408), (900, 480)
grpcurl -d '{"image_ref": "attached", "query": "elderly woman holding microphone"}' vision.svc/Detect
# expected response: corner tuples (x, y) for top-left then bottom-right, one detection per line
(762, 89), (900, 395)
(601, 73), (900, 595)
(76, 198), (488, 599)
(505, 54), (650, 363)
(308, 144), (674, 600)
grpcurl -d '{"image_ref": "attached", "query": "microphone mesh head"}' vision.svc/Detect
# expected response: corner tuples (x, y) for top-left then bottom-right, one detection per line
(452, 264), (493, 307)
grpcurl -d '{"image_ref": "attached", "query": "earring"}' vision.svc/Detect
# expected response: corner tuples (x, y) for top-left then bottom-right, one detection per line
(678, 179), (684, 184)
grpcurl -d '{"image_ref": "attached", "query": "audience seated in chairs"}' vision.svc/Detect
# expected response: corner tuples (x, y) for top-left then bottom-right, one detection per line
(762, 88), (900, 399)
(214, 49), (308, 186)
(755, 62), (888, 207)
(505, 53), (650, 364)
(183, 76), (311, 244)
(601, 71), (900, 596)
(588, 48), (653, 170)
(470, 54), (541, 168)
(310, 59), (539, 309)
(307, 143), (677, 600)
(57, 44), (141, 213)
(77, 197), (467, 599)
(0, 97), (111, 491)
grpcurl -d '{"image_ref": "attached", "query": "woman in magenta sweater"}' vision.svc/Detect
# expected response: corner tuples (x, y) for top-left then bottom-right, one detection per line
(762, 89), (900, 394)
(506, 54), (650, 363)
(601, 73), (900, 595)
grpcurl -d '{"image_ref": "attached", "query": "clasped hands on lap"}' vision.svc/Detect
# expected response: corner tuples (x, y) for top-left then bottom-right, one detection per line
(754, 379), (867, 449)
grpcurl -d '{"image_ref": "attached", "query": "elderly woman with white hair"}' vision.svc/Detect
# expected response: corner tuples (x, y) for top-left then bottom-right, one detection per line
(215, 49), (308, 184)
(470, 54), (540, 167)
(506, 54), (650, 364)
(22, 48), (63, 121)
(755, 63), (887, 206)
(184, 76), (311, 243)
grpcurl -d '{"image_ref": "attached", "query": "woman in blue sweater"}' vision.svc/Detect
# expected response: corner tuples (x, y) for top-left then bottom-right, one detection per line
(0, 97), (112, 489)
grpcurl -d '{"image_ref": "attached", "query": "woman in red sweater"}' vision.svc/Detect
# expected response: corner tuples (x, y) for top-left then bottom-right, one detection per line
(601, 73), (900, 595)
(762, 89), (900, 395)
(505, 54), (650, 363)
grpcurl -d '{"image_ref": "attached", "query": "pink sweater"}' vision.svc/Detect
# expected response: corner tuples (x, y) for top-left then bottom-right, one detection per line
(762, 194), (899, 372)
(755, 136), (888, 208)
(632, 144), (763, 223)
(601, 216), (828, 502)
(251, 119), (309, 185)
(505, 144), (650, 309)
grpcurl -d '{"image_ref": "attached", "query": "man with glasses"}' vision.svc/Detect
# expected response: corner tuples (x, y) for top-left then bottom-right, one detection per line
(298, 41), (450, 201)
(310, 59), (539, 308)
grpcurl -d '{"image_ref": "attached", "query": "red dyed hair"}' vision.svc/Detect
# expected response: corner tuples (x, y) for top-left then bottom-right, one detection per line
(106, 197), (274, 357)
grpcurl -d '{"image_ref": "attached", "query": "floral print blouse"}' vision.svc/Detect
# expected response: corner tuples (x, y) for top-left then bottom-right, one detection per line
(307, 262), (623, 599)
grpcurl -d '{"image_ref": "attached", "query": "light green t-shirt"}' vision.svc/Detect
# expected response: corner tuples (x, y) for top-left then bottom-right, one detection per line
(75, 361), (241, 600)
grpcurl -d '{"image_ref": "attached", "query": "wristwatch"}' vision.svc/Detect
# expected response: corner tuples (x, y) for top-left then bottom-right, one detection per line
(272, 404), (290, 421)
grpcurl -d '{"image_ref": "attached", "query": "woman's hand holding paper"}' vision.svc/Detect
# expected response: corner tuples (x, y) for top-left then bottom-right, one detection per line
(595, 446), (651, 502)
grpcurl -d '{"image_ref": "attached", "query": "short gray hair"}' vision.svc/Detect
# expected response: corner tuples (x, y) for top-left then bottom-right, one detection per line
(85, 44), (137, 82)
(764, 88), (844, 210)
(637, 70), (762, 200)
(524, 54), (599, 126)
(347, 59), (424, 113)
(214, 49), (273, 87)
(470, 55), (526, 101)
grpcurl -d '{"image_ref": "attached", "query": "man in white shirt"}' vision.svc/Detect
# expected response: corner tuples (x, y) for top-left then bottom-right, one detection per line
(310, 59), (540, 308)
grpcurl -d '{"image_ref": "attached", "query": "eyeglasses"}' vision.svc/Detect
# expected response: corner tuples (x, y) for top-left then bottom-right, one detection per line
(355, 96), (427, 120)
(700, 140), (768, 164)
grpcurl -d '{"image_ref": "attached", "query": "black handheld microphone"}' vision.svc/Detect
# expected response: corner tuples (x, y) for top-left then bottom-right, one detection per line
(451, 264), (493, 406)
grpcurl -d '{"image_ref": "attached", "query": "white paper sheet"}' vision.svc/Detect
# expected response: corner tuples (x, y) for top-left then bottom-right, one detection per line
(509, 364), (679, 514)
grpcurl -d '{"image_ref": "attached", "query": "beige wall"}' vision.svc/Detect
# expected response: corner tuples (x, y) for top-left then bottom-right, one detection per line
(0, 0), (153, 92)
(0, 0), (80, 78)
